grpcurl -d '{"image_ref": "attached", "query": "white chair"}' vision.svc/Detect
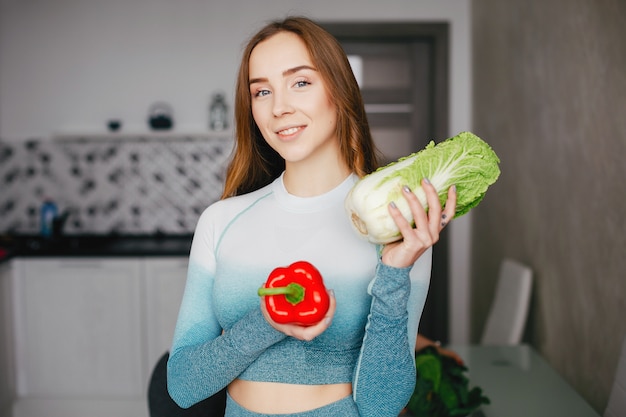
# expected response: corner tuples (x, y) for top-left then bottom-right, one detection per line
(604, 334), (626, 417)
(481, 258), (533, 345)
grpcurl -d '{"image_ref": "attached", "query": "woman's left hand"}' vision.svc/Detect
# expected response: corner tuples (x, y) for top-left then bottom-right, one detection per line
(381, 179), (457, 269)
(260, 288), (337, 342)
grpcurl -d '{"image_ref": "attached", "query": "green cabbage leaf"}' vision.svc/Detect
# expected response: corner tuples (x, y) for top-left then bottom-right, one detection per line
(345, 131), (501, 244)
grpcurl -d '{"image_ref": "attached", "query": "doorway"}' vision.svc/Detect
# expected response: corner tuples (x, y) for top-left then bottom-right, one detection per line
(322, 22), (450, 342)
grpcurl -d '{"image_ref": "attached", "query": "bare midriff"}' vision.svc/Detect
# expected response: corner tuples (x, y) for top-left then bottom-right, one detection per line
(228, 379), (352, 413)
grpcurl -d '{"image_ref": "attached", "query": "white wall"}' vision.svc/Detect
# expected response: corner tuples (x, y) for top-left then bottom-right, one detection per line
(0, 0), (472, 343)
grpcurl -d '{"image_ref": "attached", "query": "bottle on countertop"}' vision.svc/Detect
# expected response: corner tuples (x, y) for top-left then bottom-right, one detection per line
(40, 199), (58, 238)
(209, 92), (228, 131)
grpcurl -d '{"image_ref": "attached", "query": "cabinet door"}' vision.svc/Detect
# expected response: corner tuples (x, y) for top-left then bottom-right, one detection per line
(0, 260), (15, 415)
(143, 257), (188, 373)
(13, 258), (143, 398)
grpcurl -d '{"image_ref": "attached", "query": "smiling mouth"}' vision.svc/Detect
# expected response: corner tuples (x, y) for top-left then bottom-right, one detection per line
(277, 126), (303, 136)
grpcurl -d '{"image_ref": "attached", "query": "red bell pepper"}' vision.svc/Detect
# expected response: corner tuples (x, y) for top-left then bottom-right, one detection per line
(257, 260), (330, 326)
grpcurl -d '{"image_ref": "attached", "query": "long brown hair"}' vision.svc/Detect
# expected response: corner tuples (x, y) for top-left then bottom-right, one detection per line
(221, 16), (379, 198)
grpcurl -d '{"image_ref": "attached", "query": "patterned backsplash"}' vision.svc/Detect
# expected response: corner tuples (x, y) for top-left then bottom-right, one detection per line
(0, 134), (233, 235)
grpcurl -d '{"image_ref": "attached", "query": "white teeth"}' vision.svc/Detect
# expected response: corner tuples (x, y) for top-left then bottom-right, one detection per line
(278, 127), (299, 135)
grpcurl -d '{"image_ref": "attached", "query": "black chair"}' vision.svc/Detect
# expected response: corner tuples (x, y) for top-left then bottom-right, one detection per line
(148, 352), (227, 417)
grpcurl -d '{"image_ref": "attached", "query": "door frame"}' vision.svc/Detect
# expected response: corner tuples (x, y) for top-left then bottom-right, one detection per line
(322, 22), (451, 342)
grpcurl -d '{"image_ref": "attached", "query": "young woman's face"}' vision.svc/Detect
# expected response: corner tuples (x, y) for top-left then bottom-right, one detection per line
(248, 31), (339, 168)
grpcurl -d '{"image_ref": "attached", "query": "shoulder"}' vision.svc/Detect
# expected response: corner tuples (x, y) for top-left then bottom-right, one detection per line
(189, 182), (275, 263)
(197, 182), (275, 230)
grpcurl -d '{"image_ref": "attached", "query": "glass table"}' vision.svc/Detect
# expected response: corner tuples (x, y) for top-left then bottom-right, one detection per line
(449, 344), (601, 417)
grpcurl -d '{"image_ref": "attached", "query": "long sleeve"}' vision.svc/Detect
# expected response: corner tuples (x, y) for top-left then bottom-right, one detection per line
(352, 251), (431, 417)
(167, 307), (286, 408)
(166, 203), (287, 409)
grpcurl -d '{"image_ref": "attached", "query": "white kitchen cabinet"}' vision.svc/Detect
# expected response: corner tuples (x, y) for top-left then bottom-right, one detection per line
(7, 256), (189, 417)
(12, 258), (144, 399)
(0, 260), (16, 417)
(142, 257), (188, 374)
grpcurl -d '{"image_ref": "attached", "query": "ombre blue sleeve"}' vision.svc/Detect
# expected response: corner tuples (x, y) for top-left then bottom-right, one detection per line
(166, 208), (286, 409)
(352, 249), (432, 417)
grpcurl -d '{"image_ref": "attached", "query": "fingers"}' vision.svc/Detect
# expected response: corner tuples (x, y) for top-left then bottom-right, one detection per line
(260, 288), (336, 342)
(382, 179), (456, 268)
(397, 179), (440, 239)
(387, 188), (420, 240)
(294, 289), (336, 341)
(420, 178), (443, 236)
(440, 185), (457, 229)
(409, 179), (456, 233)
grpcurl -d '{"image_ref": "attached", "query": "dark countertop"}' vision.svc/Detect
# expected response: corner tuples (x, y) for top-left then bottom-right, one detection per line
(0, 234), (193, 262)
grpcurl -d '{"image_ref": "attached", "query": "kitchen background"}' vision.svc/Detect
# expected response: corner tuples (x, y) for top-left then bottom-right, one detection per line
(1, 0), (625, 414)
(0, 135), (232, 234)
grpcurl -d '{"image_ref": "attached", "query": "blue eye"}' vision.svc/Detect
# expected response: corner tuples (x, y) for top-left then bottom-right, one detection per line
(254, 89), (271, 97)
(295, 80), (310, 88)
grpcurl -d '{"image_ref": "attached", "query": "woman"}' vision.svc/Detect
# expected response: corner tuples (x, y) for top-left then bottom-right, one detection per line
(167, 16), (456, 417)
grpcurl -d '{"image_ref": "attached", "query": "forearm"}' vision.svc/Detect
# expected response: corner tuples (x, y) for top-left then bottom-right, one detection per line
(352, 261), (423, 417)
(167, 308), (286, 408)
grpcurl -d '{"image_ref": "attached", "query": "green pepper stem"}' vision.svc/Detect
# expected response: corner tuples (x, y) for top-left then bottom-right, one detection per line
(258, 282), (305, 305)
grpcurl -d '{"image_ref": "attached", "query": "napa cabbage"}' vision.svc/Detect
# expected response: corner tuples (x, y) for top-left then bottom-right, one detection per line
(345, 131), (501, 244)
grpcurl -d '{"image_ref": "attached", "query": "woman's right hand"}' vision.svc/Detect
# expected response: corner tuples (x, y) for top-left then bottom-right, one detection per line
(260, 289), (336, 341)
(381, 179), (456, 269)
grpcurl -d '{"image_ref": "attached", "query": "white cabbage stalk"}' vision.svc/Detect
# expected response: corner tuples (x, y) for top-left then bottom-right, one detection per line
(345, 131), (501, 244)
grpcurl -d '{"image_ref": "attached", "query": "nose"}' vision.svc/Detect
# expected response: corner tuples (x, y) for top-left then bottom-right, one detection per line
(272, 89), (294, 117)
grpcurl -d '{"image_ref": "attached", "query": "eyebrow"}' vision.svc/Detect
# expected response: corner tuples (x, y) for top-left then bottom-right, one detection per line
(249, 65), (317, 85)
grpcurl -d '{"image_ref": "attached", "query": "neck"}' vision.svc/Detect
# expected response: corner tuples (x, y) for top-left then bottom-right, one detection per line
(283, 157), (351, 197)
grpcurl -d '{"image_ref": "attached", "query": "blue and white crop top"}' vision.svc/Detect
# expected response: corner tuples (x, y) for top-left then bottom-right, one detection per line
(167, 173), (432, 416)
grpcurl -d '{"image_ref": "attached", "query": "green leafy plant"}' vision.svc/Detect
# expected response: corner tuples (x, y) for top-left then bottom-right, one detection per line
(407, 346), (490, 417)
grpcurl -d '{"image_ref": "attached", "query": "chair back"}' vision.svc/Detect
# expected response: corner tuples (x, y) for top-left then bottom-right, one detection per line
(604, 334), (626, 417)
(481, 258), (533, 345)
